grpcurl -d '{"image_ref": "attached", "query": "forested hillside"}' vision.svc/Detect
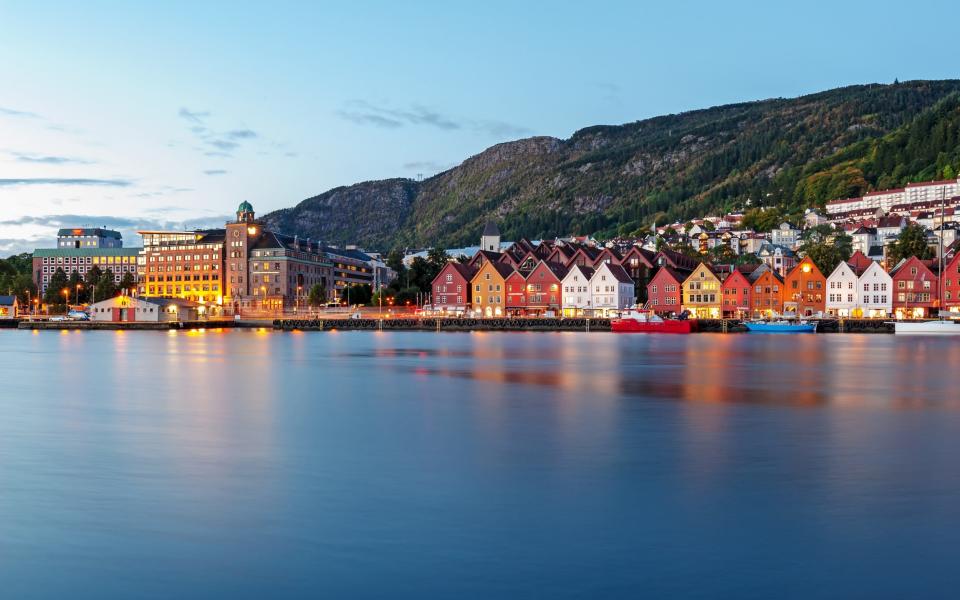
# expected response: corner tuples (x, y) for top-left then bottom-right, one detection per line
(263, 80), (960, 250)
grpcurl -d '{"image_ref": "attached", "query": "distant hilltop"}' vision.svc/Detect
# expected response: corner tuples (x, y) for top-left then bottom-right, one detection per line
(262, 80), (960, 251)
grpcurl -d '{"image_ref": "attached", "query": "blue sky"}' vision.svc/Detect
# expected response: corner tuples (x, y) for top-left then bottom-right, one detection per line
(1, 0), (956, 253)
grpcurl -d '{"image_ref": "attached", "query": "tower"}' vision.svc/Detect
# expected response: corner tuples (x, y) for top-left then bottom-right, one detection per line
(225, 201), (260, 307)
(481, 221), (501, 252)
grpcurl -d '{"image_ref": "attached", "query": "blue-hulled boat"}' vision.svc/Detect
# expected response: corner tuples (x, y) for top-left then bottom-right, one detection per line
(744, 320), (817, 333)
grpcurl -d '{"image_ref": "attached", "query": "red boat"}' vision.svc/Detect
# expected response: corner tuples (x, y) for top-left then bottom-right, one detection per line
(610, 311), (696, 333)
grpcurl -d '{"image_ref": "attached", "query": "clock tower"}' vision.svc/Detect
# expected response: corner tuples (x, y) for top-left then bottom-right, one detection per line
(224, 201), (260, 310)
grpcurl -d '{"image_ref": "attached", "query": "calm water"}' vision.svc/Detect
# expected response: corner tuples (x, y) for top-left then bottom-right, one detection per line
(2, 330), (960, 599)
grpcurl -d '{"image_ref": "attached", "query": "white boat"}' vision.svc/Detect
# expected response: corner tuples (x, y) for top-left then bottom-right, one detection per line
(894, 320), (960, 335)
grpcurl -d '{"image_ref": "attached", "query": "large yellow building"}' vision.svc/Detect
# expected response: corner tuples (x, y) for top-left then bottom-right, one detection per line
(471, 261), (514, 317)
(682, 263), (723, 318)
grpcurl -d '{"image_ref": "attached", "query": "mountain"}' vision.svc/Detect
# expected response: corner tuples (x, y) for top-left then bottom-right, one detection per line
(262, 80), (960, 250)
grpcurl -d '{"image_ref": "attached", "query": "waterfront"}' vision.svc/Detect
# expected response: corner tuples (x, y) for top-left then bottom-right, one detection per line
(2, 330), (960, 598)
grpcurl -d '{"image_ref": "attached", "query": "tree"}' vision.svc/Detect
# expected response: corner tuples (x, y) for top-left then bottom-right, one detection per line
(84, 265), (103, 302)
(67, 270), (83, 305)
(0, 252), (36, 304)
(888, 223), (934, 265)
(741, 207), (786, 233)
(340, 283), (372, 305)
(43, 268), (70, 307)
(708, 244), (737, 264)
(307, 283), (327, 307)
(798, 225), (853, 274)
(119, 272), (137, 295)
(95, 268), (118, 301)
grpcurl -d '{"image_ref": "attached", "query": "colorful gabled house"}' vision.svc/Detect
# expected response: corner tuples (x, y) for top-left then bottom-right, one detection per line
(681, 263), (723, 318)
(749, 267), (784, 317)
(943, 251), (960, 315)
(646, 266), (689, 315)
(784, 257), (826, 316)
(619, 246), (656, 303)
(590, 262), (635, 316)
(858, 260), (893, 317)
(431, 262), (477, 314)
(504, 270), (528, 316)
(524, 261), (566, 316)
(560, 264), (595, 317)
(890, 256), (939, 319)
(471, 261), (514, 317)
(825, 260), (860, 317)
(720, 266), (754, 318)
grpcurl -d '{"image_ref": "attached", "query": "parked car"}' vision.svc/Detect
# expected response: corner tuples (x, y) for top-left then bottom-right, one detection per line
(50, 315), (69, 322)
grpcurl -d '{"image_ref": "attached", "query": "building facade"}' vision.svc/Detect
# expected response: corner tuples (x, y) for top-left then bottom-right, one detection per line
(33, 247), (141, 296)
(784, 257), (826, 316)
(141, 202), (375, 313)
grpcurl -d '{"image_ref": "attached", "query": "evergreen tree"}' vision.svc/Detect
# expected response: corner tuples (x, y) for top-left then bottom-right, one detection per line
(44, 268), (70, 306)
(888, 223), (934, 264)
(798, 225), (853, 274)
(119, 272), (137, 295)
(95, 268), (118, 300)
(66, 270), (84, 305)
(84, 265), (103, 302)
(307, 283), (327, 307)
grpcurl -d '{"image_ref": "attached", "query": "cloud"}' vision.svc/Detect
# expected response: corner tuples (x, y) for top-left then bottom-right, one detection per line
(0, 178), (132, 187)
(10, 152), (94, 165)
(337, 100), (531, 138)
(178, 107), (210, 124)
(205, 139), (240, 151)
(402, 160), (454, 173)
(176, 108), (265, 158)
(203, 169), (228, 176)
(226, 129), (257, 140)
(337, 110), (404, 129)
(0, 106), (41, 119)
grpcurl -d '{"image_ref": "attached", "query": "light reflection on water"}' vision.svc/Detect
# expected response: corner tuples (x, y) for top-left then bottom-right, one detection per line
(1, 330), (960, 599)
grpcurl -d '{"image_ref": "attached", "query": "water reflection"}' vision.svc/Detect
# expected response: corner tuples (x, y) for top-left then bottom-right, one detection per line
(3, 330), (960, 599)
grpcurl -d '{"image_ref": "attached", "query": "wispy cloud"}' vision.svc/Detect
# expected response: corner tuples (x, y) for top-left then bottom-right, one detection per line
(203, 169), (227, 176)
(177, 107), (262, 158)
(0, 178), (132, 187)
(178, 107), (211, 125)
(0, 106), (41, 119)
(337, 100), (531, 138)
(402, 160), (455, 173)
(226, 129), (257, 140)
(10, 152), (94, 165)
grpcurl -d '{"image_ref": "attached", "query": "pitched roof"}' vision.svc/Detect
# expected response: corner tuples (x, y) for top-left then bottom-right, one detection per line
(482, 221), (500, 236)
(846, 250), (873, 275)
(604, 263), (633, 284)
(0, 295), (17, 306)
(450, 262), (478, 280)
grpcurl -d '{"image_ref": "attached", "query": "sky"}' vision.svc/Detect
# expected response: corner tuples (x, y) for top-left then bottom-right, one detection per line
(1, 0), (957, 253)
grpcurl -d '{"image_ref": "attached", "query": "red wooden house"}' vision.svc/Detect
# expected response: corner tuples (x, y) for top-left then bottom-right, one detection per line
(721, 268), (753, 318)
(646, 266), (688, 315)
(943, 252), (960, 315)
(524, 261), (566, 316)
(505, 270), (527, 316)
(890, 256), (940, 318)
(432, 262), (477, 313)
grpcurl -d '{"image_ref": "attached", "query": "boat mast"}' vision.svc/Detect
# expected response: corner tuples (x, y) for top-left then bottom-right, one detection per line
(940, 187), (946, 320)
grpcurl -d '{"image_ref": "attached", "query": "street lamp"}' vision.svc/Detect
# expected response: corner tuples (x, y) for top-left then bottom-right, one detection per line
(62, 288), (69, 310)
(76, 283), (83, 305)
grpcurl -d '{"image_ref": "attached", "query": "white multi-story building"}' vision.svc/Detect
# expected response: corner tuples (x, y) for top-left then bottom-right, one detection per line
(590, 262), (635, 316)
(825, 261), (860, 317)
(561, 264), (595, 317)
(825, 178), (960, 215)
(858, 261), (893, 317)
